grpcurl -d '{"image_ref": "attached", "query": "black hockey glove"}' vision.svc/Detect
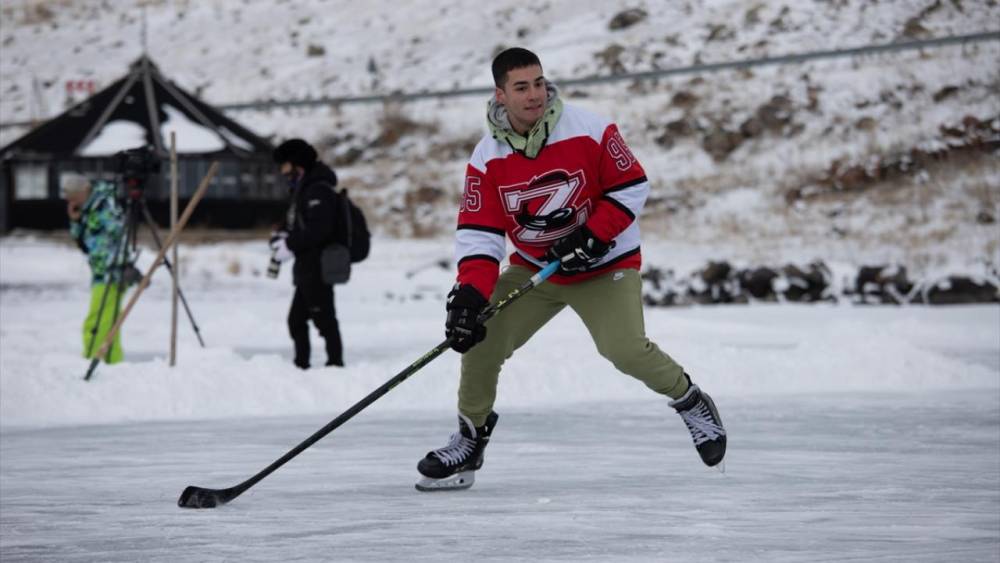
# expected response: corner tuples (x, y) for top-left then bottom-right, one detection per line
(445, 283), (488, 353)
(545, 226), (612, 272)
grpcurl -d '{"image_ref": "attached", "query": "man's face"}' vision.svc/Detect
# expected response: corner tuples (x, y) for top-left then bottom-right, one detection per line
(495, 65), (546, 134)
(280, 162), (303, 186)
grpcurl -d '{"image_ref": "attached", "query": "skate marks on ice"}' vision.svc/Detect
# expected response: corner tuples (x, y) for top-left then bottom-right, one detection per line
(2, 392), (999, 562)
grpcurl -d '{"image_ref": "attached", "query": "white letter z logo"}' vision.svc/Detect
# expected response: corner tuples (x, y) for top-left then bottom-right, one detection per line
(499, 169), (590, 244)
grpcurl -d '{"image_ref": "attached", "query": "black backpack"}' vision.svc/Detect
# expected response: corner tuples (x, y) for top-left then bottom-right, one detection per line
(338, 189), (371, 263)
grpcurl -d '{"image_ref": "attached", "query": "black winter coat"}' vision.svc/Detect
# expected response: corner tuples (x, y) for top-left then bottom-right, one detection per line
(284, 162), (342, 286)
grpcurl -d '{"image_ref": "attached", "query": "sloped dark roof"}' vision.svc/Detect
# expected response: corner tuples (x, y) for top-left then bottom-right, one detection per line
(1, 56), (272, 159)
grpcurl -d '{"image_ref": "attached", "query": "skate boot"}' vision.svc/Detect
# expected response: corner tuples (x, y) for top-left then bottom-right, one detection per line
(416, 411), (498, 492)
(669, 383), (726, 467)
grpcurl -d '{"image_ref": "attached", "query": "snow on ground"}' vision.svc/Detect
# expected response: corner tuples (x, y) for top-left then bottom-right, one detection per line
(0, 234), (997, 429)
(0, 235), (998, 561)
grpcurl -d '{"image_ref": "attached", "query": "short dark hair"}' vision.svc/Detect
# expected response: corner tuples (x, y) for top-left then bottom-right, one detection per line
(491, 47), (542, 88)
(272, 138), (317, 168)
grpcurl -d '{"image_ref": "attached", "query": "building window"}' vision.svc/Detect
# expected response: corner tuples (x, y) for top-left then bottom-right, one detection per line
(14, 164), (49, 200)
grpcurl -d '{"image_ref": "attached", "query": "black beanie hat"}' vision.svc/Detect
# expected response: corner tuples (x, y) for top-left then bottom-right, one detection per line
(273, 139), (318, 168)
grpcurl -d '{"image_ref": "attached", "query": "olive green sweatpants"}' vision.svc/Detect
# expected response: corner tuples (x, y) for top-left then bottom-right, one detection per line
(458, 266), (688, 426)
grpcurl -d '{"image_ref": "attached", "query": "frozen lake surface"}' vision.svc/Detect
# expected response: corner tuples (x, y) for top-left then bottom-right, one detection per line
(2, 391), (999, 562)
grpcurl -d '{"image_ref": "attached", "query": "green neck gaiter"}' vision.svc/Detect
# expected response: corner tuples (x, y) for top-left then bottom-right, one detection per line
(487, 81), (563, 159)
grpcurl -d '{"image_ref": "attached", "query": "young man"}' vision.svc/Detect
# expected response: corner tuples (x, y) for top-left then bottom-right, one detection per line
(62, 173), (127, 363)
(270, 139), (345, 369)
(416, 48), (726, 491)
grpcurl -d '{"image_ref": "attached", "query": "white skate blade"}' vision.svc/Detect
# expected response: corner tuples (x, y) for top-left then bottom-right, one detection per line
(415, 471), (476, 492)
(712, 460), (726, 474)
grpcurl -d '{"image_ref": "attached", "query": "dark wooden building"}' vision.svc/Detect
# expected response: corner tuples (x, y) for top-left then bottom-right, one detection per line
(0, 56), (286, 232)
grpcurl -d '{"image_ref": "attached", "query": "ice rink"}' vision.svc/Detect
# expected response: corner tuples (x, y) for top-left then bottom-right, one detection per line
(2, 392), (999, 562)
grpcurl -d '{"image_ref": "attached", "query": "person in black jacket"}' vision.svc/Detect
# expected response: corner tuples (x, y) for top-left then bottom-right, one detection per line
(270, 139), (345, 369)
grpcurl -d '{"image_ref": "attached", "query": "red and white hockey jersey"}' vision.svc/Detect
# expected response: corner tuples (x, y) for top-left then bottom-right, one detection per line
(456, 103), (649, 299)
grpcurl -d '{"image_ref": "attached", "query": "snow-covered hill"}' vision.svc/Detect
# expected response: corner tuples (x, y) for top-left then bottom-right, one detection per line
(2, 1), (995, 118)
(1, 0), (998, 277)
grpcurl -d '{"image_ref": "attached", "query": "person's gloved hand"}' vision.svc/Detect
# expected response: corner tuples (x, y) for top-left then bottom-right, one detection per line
(269, 231), (294, 262)
(445, 283), (488, 353)
(269, 230), (288, 246)
(122, 263), (143, 286)
(545, 226), (611, 272)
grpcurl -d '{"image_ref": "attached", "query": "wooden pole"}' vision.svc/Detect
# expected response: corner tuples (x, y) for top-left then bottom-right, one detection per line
(84, 162), (218, 381)
(169, 132), (179, 367)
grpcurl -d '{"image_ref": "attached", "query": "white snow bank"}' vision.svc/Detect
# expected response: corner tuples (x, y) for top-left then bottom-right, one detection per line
(1, 236), (997, 430)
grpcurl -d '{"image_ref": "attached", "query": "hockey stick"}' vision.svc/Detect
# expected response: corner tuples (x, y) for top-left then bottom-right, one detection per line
(178, 260), (560, 509)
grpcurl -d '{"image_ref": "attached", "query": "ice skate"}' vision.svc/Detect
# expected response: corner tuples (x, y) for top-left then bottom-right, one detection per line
(670, 383), (726, 467)
(415, 470), (477, 492)
(416, 411), (498, 492)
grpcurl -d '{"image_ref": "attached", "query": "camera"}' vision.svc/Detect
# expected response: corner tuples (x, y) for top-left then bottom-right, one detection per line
(267, 251), (281, 279)
(116, 146), (161, 190)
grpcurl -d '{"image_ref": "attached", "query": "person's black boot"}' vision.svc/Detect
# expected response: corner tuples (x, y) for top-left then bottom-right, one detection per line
(669, 383), (726, 467)
(293, 337), (310, 370)
(416, 411), (499, 491)
(323, 326), (343, 367)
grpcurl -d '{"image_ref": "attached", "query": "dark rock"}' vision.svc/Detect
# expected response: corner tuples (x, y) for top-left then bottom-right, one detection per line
(855, 117), (877, 131)
(925, 277), (999, 304)
(641, 267), (687, 306)
(701, 261), (732, 284)
(705, 24), (734, 42)
(333, 147), (365, 166)
(608, 8), (648, 30)
(757, 95), (794, 131)
(739, 116), (764, 138)
(902, 17), (929, 39)
(933, 85), (960, 102)
(594, 44), (626, 74)
(780, 262), (832, 302)
(854, 264), (914, 304)
(739, 267), (778, 300)
(834, 165), (870, 191)
(642, 260), (994, 307)
(666, 118), (694, 136)
(690, 262), (741, 304)
(654, 132), (674, 149)
(671, 90), (698, 108)
(702, 128), (743, 160)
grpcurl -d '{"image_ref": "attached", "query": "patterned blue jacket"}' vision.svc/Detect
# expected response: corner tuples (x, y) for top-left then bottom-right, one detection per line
(69, 181), (126, 285)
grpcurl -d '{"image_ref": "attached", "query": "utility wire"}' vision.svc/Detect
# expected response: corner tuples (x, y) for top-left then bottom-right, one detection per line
(1, 30), (997, 129)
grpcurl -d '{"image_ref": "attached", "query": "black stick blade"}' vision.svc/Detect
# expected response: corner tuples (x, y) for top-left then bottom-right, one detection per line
(178, 486), (221, 509)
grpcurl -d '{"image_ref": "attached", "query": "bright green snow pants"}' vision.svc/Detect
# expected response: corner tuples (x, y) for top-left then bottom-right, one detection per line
(83, 283), (124, 364)
(458, 266), (688, 426)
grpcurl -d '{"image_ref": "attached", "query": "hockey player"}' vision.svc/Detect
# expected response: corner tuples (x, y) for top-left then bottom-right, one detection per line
(416, 48), (726, 491)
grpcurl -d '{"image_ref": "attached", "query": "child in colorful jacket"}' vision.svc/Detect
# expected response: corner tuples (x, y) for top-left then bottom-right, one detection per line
(63, 173), (128, 363)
